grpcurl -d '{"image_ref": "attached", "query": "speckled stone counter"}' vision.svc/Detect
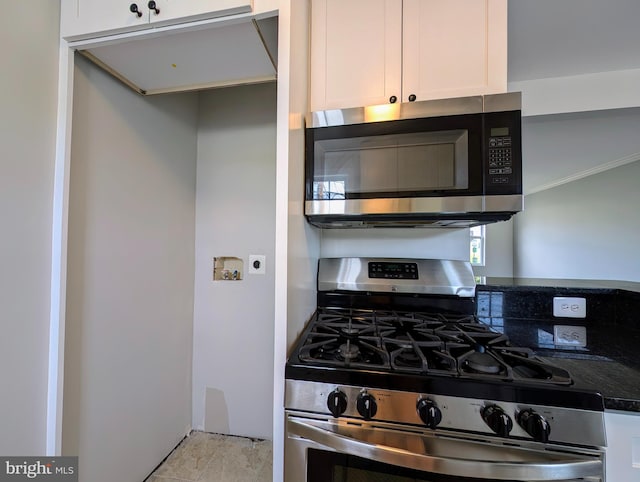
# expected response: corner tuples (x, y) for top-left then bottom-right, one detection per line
(476, 279), (640, 412)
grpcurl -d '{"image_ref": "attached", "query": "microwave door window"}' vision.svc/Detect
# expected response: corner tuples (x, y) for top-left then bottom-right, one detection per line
(357, 146), (398, 193)
(314, 140), (346, 199)
(397, 130), (469, 191)
(314, 179), (346, 200)
(398, 143), (455, 190)
(312, 130), (470, 199)
(314, 138), (396, 198)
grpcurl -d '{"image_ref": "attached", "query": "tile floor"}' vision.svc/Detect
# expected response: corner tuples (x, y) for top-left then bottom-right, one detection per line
(146, 431), (272, 482)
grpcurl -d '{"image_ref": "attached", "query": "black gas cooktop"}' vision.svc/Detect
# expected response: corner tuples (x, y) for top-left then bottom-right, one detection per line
(295, 307), (572, 383)
(286, 306), (605, 411)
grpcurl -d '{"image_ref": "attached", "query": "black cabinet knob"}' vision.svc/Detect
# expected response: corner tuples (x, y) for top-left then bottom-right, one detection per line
(482, 404), (513, 437)
(517, 409), (551, 443)
(148, 1), (160, 14)
(408, 94), (417, 102)
(356, 392), (377, 420)
(129, 3), (143, 17)
(417, 398), (442, 429)
(327, 389), (348, 418)
(389, 95), (398, 104)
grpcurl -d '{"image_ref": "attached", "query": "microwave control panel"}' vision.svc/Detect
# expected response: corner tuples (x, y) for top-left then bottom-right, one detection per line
(484, 111), (521, 194)
(487, 129), (513, 185)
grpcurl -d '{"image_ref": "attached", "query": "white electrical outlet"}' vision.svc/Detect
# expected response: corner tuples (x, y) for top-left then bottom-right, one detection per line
(248, 255), (266, 275)
(554, 325), (587, 347)
(553, 297), (587, 318)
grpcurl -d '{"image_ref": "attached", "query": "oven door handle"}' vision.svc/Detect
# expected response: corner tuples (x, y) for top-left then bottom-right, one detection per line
(288, 417), (603, 481)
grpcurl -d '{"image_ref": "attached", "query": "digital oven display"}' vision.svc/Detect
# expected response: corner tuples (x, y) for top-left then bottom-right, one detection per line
(368, 262), (418, 280)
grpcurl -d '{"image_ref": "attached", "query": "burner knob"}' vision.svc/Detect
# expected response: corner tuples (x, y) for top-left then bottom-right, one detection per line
(482, 404), (513, 437)
(517, 409), (551, 443)
(416, 398), (442, 429)
(356, 392), (378, 420)
(327, 389), (348, 418)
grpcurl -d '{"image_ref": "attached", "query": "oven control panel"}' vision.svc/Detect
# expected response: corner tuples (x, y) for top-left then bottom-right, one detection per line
(368, 262), (418, 280)
(285, 379), (607, 448)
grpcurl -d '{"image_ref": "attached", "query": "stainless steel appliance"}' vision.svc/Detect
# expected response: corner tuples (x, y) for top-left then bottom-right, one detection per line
(305, 93), (523, 228)
(285, 258), (606, 481)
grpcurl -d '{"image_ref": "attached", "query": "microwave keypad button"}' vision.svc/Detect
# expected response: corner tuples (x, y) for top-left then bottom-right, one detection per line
(489, 142), (513, 171)
(491, 176), (511, 184)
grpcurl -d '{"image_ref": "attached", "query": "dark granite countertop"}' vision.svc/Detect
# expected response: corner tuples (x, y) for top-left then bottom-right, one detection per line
(478, 277), (640, 294)
(476, 281), (640, 412)
(540, 357), (640, 412)
(478, 315), (640, 412)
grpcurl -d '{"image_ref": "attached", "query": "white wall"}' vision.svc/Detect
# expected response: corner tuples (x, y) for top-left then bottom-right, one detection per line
(521, 108), (640, 194)
(320, 228), (470, 261)
(514, 159), (640, 282)
(480, 108), (640, 279)
(0, 1), (59, 455)
(273, 1), (318, 480)
(474, 220), (514, 278)
(63, 56), (198, 481)
(283, 58), (320, 351)
(192, 83), (277, 439)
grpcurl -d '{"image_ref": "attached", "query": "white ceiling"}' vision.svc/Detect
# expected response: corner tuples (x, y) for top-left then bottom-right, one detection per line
(508, 0), (640, 82)
(508, 0), (640, 193)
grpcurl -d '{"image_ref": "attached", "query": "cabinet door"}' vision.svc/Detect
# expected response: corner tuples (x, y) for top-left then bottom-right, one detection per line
(310, 0), (402, 112)
(61, 0), (253, 40)
(148, 0), (252, 26)
(61, 0), (149, 39)
(605, 411), (640, 480)
(402, 0), (507, 102)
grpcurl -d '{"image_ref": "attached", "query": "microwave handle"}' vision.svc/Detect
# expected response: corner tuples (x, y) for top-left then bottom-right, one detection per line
(288, 417), (602, 481)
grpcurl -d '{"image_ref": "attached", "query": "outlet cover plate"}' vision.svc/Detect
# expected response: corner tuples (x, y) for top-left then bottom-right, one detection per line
(248, 255), (266, 275)
(554, 325), (587, 347)
(553, 296), (587, 318)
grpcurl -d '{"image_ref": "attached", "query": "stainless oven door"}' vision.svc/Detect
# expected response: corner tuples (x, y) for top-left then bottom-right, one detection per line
(285, 414), (604, 482)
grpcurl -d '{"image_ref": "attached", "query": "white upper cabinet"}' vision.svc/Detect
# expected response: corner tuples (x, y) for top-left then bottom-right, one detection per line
(310, 0), (402, 111)
(402, 0), (507, 102)
(310, 0), (507, 112)
(59, 0), (279, 95)
(61, 0), (149, 38)
(147, 0), (251, 25)
(61, 0), (254, 40)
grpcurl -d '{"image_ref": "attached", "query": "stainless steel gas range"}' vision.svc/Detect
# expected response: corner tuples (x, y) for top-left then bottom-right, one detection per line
(284, 258), (606, 482)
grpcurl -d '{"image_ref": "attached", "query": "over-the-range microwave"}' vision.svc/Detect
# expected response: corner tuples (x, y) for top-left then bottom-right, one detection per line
(304, 92), (523, 228)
